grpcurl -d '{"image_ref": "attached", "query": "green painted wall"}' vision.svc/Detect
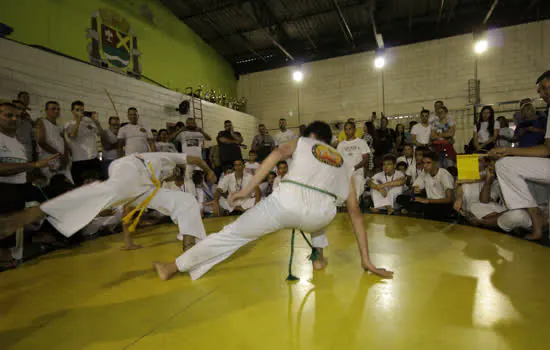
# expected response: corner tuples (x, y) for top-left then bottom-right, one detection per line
(1, 0), (236, 95)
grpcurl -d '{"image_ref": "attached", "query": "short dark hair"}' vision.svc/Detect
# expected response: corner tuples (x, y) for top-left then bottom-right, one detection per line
(259, 123), (265, 127)
(128, 107), (137, 112)
(108, 116), (119, 124)
(416, 146), (428, 154)
(403, 144), (413, 149)
(191, 170), (204, 185)
(344, 121), (356, 129)
(222, 164), (233, 172)
(45, 101), (59, 110)
(151, 129), (158, 133)
(420, 109), (430, 115)
(249, 150), (256, 154)
(233, 158), (244, 165)
(536, 71), (550, 84)
(224, 120), (232, 124)
(409, 121), (418, 128)
(279, 118), (286, 121)
(434, 100), (444, 105)
(438, 106), (448, 113)
(422, 151), (438, 161)
(396, 161), (408, 170)
(158, 128), (168, 134)
(267, 171), (276, 177)
(382, 154), (397, 164)
(71, 100), (84, 110)
(277, 160), (288, 168)
(176, 121), (185, 128)
(304, 121), (332, 144)
(17, 91), (28, 98)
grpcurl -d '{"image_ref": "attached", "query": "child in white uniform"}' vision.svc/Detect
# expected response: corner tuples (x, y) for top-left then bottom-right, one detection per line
(370, 155), (406, 214)
(337, 121), (371, 199)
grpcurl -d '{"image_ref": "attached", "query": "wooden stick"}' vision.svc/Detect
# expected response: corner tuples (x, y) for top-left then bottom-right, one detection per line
(104, 88), (119, 118)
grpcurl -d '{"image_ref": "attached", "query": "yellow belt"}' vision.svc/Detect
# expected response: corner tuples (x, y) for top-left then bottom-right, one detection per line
(122, 156), (161, 232)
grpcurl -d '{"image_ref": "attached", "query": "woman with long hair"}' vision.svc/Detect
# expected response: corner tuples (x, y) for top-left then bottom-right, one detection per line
(395, 123), (406, 153)
(472, 106), (499, 152)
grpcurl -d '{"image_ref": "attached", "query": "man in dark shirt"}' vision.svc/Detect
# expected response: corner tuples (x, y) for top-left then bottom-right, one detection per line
(251, 124), (275, 163)
(217, 120), (243, 168)
(374, 116), (396, 156)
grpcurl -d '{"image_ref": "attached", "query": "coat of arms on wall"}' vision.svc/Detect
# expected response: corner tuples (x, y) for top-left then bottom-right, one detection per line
(87, 8), (142, 77)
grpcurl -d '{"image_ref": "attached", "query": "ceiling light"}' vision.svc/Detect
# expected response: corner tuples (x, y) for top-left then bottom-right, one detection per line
(374, 56), (385, 69)
(474, 39), (488, 54)
(292, 70), (303, 82)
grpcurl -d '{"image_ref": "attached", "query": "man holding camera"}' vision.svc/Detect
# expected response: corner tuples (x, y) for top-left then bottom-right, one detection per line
(65, 100), (105, 186)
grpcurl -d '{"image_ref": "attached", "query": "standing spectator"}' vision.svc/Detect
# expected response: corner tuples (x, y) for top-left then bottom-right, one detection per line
(430, 101), (445, 124)
(214, 159), (260, 216)
(17, 91), (35, 120)
(274, 118), (297, 146)
(217, 120), (243, 168)
(13, 100), (34, 162)
(369, 155), (406, 214)
(117, 107), (156, 157)
(411, 109), (432, 148)
(245, 150), (260, 176)
(0, 102), (57, 268)
(251, 124), (275, 163)
(431, 106), (457, 166)
(374, 117), (395, 166)
(151, 129), (158, 140)
(496, 117), (515, 148)
(299, 124), (306, 137)
(171, 117), (212, 159)
(35, 101), (72, 183)
(513, 101), (547, 148)
(362, 121), (376, 176)
(156, 129), (178, 153)
(337, 118), (363, 142)
(472, 106), (499, 152)
(405, 121), (417, 145)
(101, 116), (120, 179)
(65, 101), (104, 185)
(394, 124), (406, 153)
(337, 122), (371, 199)
(397, 151), (455, 219)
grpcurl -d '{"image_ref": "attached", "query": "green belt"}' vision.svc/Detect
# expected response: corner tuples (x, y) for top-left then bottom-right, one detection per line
(280, 180), (337, 200)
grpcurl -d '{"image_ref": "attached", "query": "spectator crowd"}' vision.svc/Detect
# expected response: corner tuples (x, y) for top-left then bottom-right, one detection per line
(1, 69), (550, 271)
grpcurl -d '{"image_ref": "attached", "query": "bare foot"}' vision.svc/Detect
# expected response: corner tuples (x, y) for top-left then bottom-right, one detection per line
(525, 232), (543, 241)
(312, 257), (328, 270)
(182, 235), (196, 252)
(387, 206), (394, 215)
(152, 261), (178, 281)
(120, 243), (142, 251)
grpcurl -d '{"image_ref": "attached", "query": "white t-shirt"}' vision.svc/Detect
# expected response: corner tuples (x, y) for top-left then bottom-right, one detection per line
(274, 129), (297, 146)
(413, 168), (455, 200)
(176, 131), (205, 158)
(118, 124), (153, 155)
(218, 172), (253, 194)
(245, 161), (260, 175)
(156, 142), (177, 153)
(65, 118), (99, 161)
(337, 138), (371, 176)
(497, 127), (514, 147)
(0, 132), (28, 184)
(475, 121), (500, 144)
(102, 129), (119, 161)
(406, 165), (424, 184)
(372, 170), (405, 185)
(411, 124), (432, 145)
(163, 179), (197, 198)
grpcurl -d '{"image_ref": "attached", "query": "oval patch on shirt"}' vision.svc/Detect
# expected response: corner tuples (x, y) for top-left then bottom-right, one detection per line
(312, 144), (343, 168)
(140, 128), (146, 133)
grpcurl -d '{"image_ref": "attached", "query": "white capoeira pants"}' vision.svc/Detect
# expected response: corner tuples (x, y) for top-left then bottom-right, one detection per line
(175, 182), (337, 280)
(497, 209), (533, 232)
(496, 157), (550, 210)
(372, 186), (403, 209)
(352, 172), (366, 200)
(460, 182), (484, 212)
(219, 196), (256, 213)
(40, 158), (206, 240)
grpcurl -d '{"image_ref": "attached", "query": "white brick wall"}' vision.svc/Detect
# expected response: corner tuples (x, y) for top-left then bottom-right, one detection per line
(238, 20), (550, 150)
(0, 38), (258, 149)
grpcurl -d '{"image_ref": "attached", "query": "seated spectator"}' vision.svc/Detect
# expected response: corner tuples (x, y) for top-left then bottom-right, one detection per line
(163, 167), (197, 197)
(369, 155), (406, 214)
(396, 161), (408, 182)
(117, 107), (156, 157)
(337, 121), (371, 199)
(411, 109), (432, 148)
(513, 101), (547, 148)
(471, 106), (499, 152)
(193, 171), (217, 217)
(214, 159), (260, 216)
(397, 144), (415, 170)
(156, 129), (177, 153)
(35, 101), (72, 184)
(245, 150), (260, 176)
(496, 116), (514, 148)
(405, 147), (426, 187)
(273, 160), (289, 189)
(259, 171), (277, 198)
(397, 151), (455, 219)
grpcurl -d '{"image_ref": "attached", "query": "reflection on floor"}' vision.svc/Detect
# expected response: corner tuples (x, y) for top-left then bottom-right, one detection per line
(1, 214), (549, 350)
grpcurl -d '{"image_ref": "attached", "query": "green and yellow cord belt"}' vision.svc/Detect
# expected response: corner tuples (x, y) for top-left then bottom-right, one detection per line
(122, 156), (161, 232)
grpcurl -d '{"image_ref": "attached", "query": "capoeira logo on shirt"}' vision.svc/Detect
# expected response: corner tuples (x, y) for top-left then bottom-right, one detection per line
(312, 144), (343, 168)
